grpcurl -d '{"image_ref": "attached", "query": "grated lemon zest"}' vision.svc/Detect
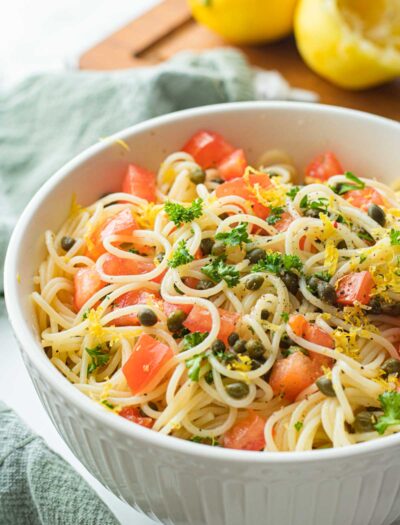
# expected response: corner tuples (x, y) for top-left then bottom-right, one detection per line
(319, 213), (336, 240)
(324, 240), (339, 275)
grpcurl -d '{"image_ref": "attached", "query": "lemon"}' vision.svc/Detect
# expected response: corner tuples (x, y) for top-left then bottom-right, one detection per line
(295, 0), (400, 89)
(188, 0), (298, 45)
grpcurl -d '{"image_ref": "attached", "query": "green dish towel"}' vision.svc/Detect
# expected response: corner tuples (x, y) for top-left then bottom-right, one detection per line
(0, 401), (119, 525)
(0, 48), (256, 289)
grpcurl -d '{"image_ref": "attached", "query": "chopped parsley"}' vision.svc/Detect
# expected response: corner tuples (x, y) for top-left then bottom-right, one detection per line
(357, 229), (374, 243)
(266, 207), (285, 225)
(375, 391), (400, 435)
(82, 310), (89, 320)
(390, 230), (400, 246)
(201, 258), (240, 288)
(251, 252), (303, 275)
(205, 370), (214, 384)
(190, 436), (220, 446)
(332, 172), (365, 195)
(164, 198), (203, 226)
(294, 421), (303, 432)
(314, 271), (332, 282)
(168, 240), (194, 268)
(185, 353), (205, 382)
(281, 312), (289, 322)
(287, 186), (301, 200)
(86, 345), (110, 373)
(182, 331), (208, 350)
(101, 400), (114, 409)
(300, 196), (329, 213)
(215, 223), (251, 247)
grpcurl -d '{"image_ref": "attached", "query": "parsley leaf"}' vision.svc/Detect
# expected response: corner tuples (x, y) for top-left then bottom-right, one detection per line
(168, 240), (194, 268)
(201, 258), (240, 288)
(287, 186), (301, 200)
(314, 271), (332, 282)
(375, 391), (400, 434)
(332, 172), (365, 195)
(215, 223), (251, 247)
(294, 421), (303, 432)
(86, 345), (110, 373)
(190, 435), (220, 446)
(300, 196), (329, 213)
(390, 230), (400, 246)
(281, 312), (289, 322)
(182, 331), (209, 350)
(266, 207), (285, 225)
(185, 353), (205, 382)
(252, 252), (303, 274)
(164, 198), (203, 226)
(357, 229), (374, 243)
(82, 310), (89, 320)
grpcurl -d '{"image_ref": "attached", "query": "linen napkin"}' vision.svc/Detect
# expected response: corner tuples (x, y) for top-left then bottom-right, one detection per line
(0, 401), (119, 525)
(0, 48), (316, 292)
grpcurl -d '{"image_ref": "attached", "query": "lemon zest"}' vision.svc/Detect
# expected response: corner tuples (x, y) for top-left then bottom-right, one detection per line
(324, 240), (339, 275)
(70, 193), (83, 218)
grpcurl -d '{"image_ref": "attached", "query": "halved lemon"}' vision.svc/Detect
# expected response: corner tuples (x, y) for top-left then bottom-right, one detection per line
(295, 0), (400, 89)
(188, 0), (298, 45)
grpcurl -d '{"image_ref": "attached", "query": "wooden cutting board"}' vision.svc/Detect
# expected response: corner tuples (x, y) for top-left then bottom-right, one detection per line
(79, 0), (400, 121)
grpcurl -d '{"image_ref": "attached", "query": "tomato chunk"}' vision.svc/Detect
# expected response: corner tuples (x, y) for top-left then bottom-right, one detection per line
(87, 208), (138, 260)
(74, 266), (104, 311)
(274, 212), (294, 232)
(270, 351), (324, 402)
(183, 304), (240, 345)
(122, 334), (174, 394)
(122, 163), (156, 202)
(112, 290), (162, 326)
(163, 301), (193, 317)
(305, 151), (343, 182)
(216, 172), (272, 220)
(223, 411), (266, 451)
(343, 188), (384, 212)
(289, 314), (334, 349)
(336, 271), (374, 306)
(118, 406), (153, 428)
(218, 149), (247, 181)
(182, 130), (234, 169)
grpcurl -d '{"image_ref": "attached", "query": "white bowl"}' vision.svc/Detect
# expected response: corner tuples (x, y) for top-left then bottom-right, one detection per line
(4, 102), (400, 525)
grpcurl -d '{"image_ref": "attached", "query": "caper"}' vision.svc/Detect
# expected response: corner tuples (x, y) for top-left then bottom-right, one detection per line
(353, 410), (377, 433)
(138, 308), (158, 327)
(316, 281), (337, 305)
(211, 240), (226, 257)
(200, 238), (214, 256)
(282, 271), (299, 295)
(228, 332), (239, 347)
(251, 359), (265, 370)
(211, 339), (226, 354)
(167, 310), (187, 332)
(245, 274), (264, 291)
(304, 208), (321, 219)
(336, 240), (347, 249)
(316, 376), (336, 397)
(245, 339), (264, 359)
(381, 358), (400, 376)
(196, 279), (215, 290)
(247, 248), (266, 264)
(280, 334), (292, 349)
(232, 339), (247, 354)
(368, 203), (386, 226)
(260, 309), (269, 320)
(225, 382), (250, 399)
(308, 276), (320, 292)
(189, 168), (206, 185)
(155, 252), (165, 264)
(61, 236), (75, 251)
(368, 296), (382, 314)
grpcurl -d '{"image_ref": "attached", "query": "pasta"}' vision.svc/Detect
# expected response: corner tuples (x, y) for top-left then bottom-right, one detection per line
(32, 130), (400, 451)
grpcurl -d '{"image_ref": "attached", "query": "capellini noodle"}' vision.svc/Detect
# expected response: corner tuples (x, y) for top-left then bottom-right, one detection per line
(32, 133), (400, 451)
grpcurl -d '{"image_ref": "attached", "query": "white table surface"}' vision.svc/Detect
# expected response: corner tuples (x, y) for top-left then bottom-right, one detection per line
(1, 1), (160, 523)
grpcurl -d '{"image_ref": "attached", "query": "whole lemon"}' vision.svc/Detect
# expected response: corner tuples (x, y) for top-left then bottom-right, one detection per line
(295, 0), (400, 89)
(188, 0), (298, 45)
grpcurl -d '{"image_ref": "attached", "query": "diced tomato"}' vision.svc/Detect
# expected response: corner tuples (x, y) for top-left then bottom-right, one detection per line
(112, 290), (162, 326)
(163, 301), (193, 317)
(183, 277), (200, 288)
(343, 188), (384, 212)
(299, 235), (317, 253)
(223, 411), (266, 451)
(183, 304), (240, 345)
(182, 130), (234, 169)
(217, 149), (247, 181)
(118, 406), (153, 429)
(122, 334), (174, 394)
(122, 163), (156, 202)
(289, 314), (334, 349)
(305, 151), (343, 182)
(87, 208), (138, 260)
(216, 172), (272, 220)
(336, 271), (374, 306)
(102, 253), (154, 277)
(274, 212), (294, 232)
(74, 266), (105, 311)
(270, 351), (325, 402)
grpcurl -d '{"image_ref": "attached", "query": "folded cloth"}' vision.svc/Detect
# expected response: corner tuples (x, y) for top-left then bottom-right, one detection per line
(0, 401), (119, 525)
(0, 48), (316, 292)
